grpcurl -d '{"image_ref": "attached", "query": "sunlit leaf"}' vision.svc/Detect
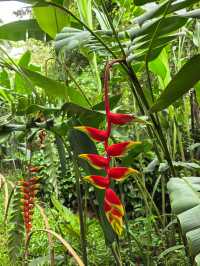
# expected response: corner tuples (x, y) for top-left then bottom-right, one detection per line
(151, 54), (200, 112)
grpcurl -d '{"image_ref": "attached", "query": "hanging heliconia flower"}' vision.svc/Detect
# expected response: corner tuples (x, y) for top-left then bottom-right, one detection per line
(106, 141), (141, 157)
(108, 167), (139, 181)
(18, 174), (40, 237)
(79, 154), (109, 169)
(76, 59), (141, 235)
(84, 175), (110, 189)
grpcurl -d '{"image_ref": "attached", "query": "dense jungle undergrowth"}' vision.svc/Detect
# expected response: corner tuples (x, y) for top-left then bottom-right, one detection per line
(0, 0), (200, 265)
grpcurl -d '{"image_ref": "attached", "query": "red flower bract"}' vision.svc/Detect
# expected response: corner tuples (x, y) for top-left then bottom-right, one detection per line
(84, 175), (110, 189)
(109, 112), (135, 125)
(79, 154), (109, 169)
(108, 167), (139, 181)
(104, 188), (124, 235)
(74, 126), (108, 142)
(105, 188), (124, 216)
(107, 141), (141, 157)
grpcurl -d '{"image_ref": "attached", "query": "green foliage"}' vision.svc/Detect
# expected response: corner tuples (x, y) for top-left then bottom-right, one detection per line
(8, 186), (24, 263)
(168, 177), (200, 264)
(0, 19), (49, 41)
(0, 0), (200, 265)
(33, 6), (70, 38)
(151, 54), (200, 112)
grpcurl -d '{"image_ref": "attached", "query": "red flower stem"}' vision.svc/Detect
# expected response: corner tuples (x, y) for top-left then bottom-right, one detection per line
(103, 59), (125, 175)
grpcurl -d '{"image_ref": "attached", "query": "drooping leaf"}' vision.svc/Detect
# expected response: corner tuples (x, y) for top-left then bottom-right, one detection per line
(167, 176), (200, 262)
(20, 67), (89, 107)
(0, 19), (50, 41)
(15, 50), (32, 94)
(93, 94), (121, 111)
(0, 69), (11, 89)
(33, 6), (70, 38)
(167, 177), (200, 215)
(61, 102), (105, 127)
(151, 54), (200, 112)
(122, 141), (153, 166)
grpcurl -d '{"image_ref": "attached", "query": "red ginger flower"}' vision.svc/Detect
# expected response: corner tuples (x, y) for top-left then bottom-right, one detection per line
(109, 112), (135, 125)
(79, 154), (109, 169)
(108, 167), (139, 181)
(84, 175), (110, 189)
(74, 126), (108, 142)
(106, 141), (141, 157)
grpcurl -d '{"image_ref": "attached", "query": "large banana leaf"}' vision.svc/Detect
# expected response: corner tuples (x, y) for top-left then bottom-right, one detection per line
(0, 19), (50, 41)
(167, 177), (200, 265)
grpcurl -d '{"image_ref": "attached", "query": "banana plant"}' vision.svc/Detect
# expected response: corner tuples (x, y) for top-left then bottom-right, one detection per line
(168, 177), (200, 265)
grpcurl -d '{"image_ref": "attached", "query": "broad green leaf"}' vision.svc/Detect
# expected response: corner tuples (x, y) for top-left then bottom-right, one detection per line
(93, 94), (121, 111)
(0, 19), (49, 41)
(127, 44), (166, 62)
(178, 205), (200, 235)
(195, 254), (200, 265)
(20, 67), (89, 106)
(61, 102), (105, 127)
(187, 228), (200, 257)
(122, 141), (153, 166)
(18, 50), (31, 67)
(151, 54), (200, 112)
(0, 69), (10, 89)
(15, 51), (32, 94)
(149, 48), (171, 88)
(167, 177), (200, 215)
(33, 6), (70, 38)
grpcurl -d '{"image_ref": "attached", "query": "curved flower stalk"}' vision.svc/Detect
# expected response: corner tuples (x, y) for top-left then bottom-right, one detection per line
(18, 168), (40, 238)
(75, 59), (141, 235)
